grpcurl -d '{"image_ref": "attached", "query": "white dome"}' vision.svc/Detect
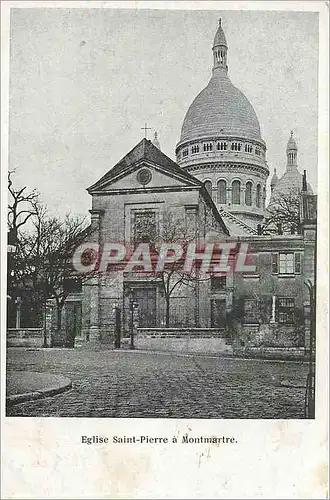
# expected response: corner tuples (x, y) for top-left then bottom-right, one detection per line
(180, 69), (262, 144)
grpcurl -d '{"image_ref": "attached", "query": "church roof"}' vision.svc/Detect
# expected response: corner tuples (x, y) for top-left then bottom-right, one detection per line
(87, 138), (230, 235)
(88, 138), (201, 192)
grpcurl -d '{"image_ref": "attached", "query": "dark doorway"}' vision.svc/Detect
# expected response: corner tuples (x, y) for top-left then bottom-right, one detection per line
(132, 287), (157, 327)
(65, 302), (82, 347)
(210, 299), (226, 328)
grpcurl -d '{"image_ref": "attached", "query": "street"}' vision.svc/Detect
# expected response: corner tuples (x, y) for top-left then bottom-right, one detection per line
(6, 348), (309, 418)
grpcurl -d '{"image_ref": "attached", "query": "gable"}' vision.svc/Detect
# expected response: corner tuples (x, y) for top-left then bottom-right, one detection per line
(87, 138), (202, 194)
(89, 160), (199, 194)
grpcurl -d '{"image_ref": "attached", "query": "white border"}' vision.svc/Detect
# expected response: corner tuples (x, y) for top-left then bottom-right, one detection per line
(1, 2), (328, 499)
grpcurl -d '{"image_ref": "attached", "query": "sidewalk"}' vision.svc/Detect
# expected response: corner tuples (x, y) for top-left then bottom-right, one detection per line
(6, 371), (72, 406)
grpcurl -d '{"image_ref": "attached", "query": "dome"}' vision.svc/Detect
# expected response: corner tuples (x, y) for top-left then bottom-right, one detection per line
(272, 169), (313, 197)
(180, 70), (262, 143)
(270, 168), (278, 187)
(287, 130), (297, 151)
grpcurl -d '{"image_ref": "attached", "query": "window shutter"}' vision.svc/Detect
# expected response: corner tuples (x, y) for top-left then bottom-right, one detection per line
(275, 296), (279, 323)
(271, 253), (278, 274)
(294, 252), (301, 274)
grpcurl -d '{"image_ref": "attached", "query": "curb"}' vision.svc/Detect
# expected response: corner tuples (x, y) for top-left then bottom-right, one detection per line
(6, 378), (72, 407)
(113, 349), (309, 364)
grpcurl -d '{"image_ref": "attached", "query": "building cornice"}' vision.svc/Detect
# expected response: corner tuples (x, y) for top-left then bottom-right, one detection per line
(183, 162), (269, 178)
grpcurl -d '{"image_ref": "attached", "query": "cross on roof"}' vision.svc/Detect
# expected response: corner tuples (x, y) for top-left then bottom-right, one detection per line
(141, 123), (152, 138)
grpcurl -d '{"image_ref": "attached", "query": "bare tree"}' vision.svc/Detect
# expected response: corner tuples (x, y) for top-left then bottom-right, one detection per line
(144, 211), (209, 327)
(18, 206), (90, 330)
(7, 171), (39, 237)
(261, 191), (301, 235)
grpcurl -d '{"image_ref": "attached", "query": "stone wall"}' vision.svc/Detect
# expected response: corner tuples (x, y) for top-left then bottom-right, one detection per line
(238, 323), (305, 348)
(7, 328), (45, 347)
(134, 327), (232, 354)
(135, 336), (232, 354)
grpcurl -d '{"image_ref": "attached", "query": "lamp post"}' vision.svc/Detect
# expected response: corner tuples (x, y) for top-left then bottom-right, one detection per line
(126, 289), (138, 350)
(113, 303), (121, 349)
(15, 296), (22, 329)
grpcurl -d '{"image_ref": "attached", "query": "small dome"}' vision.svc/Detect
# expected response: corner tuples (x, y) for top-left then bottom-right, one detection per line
(272, 169), (313, 198)
(152, 131), (161, 150)
(287, 130), (297, 151)
(180, 70), (262, 143)
(271, 168), (278, 186)
(213, 19), (227, 47)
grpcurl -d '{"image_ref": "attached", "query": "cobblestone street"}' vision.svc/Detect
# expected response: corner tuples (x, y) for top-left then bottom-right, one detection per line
(6, 348), (309, 418)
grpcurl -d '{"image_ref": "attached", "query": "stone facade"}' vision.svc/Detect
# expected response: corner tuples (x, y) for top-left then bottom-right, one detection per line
(77, 139), (229, 343)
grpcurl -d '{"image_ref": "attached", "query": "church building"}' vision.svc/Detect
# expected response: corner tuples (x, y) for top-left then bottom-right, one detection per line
(63, 19), (317, 355)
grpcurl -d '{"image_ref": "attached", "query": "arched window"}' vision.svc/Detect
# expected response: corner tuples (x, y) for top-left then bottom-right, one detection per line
(263, 187), (266, 209)
(256, 184), (261, 208)
(245, 182), (252, 206)
(204, 181), (212, 197)
(232, 180), (241, 205)
(217, 180), (227, 204)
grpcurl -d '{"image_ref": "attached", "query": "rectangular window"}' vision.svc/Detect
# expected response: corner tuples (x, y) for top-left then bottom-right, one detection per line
(133, 211), (157, 246)
(185, 207), (197, 238)
(277, 297), (295, 324)
(273, 252), (302, 275)
(279, 253), (294, 274)
(243, 299), (259, 323)
(211, 276), (226, 291)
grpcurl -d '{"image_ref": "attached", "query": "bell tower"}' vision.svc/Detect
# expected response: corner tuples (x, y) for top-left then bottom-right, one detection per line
(213, 19), (228, 72)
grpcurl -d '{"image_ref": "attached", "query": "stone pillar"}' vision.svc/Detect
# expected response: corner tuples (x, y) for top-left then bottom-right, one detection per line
(89, 278), (100, 341)
(45, 300), (55, 347)
(15, 296), (22, 329)
(87, 209), (104, 343)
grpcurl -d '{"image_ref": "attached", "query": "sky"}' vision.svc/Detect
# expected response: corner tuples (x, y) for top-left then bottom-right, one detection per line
(9, 7), (319, 218)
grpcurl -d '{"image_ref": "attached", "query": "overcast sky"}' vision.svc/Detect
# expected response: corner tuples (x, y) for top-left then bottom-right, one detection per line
(9, 7), (318, 218)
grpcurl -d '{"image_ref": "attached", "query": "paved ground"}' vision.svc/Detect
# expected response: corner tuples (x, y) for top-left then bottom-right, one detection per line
(6, 348), (309, 418)
(6, 371), (72, 406)
(6, 372), (71, 396)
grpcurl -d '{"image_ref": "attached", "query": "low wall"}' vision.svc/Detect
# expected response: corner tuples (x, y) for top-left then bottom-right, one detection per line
(135, 328), (232, 354)
(135, 337), (232, 354)
(137, 327), (226, 338)
(7, 328), (45, 348)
